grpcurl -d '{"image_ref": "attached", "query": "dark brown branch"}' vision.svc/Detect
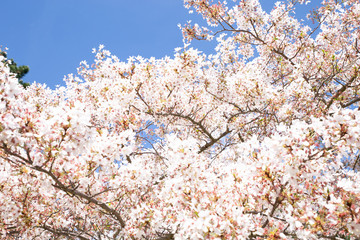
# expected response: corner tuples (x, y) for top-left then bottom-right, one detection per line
(326, 70), (358, 109)
(198, 127), (232, 153)
(1, 143), (32, 165)
(39, 225), (90, 240)
(353, 154), (360, 171)
(33, 165), (126, 228)
(244, 210), (287, 223)
(340, 97), (360, 108)
(261, 182), (287, 229)
(272, 48), (295, 66)
(156, 112), (215, 141)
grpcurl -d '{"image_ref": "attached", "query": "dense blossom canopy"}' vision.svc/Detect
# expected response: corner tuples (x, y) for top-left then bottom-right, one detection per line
(1, 0), (360, 239)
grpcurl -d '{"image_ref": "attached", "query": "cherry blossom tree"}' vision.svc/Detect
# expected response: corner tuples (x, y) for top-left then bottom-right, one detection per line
(1, 0), (360, 239)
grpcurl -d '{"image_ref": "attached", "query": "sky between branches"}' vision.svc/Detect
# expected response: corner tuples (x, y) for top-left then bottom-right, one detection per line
(1, 0), (318, 89)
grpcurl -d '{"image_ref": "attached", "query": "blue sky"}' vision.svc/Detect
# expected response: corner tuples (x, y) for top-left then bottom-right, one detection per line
(2, 0), (319, 89)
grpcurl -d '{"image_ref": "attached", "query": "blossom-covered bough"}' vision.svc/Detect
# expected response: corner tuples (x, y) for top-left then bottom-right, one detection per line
(1, 0), (360, 239)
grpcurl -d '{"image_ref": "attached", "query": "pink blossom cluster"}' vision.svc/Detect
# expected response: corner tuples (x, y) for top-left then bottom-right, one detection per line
(1, 0), (360, 239)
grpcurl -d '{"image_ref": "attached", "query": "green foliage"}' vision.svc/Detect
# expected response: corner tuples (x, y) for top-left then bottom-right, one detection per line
(0, 51), (30, 88)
